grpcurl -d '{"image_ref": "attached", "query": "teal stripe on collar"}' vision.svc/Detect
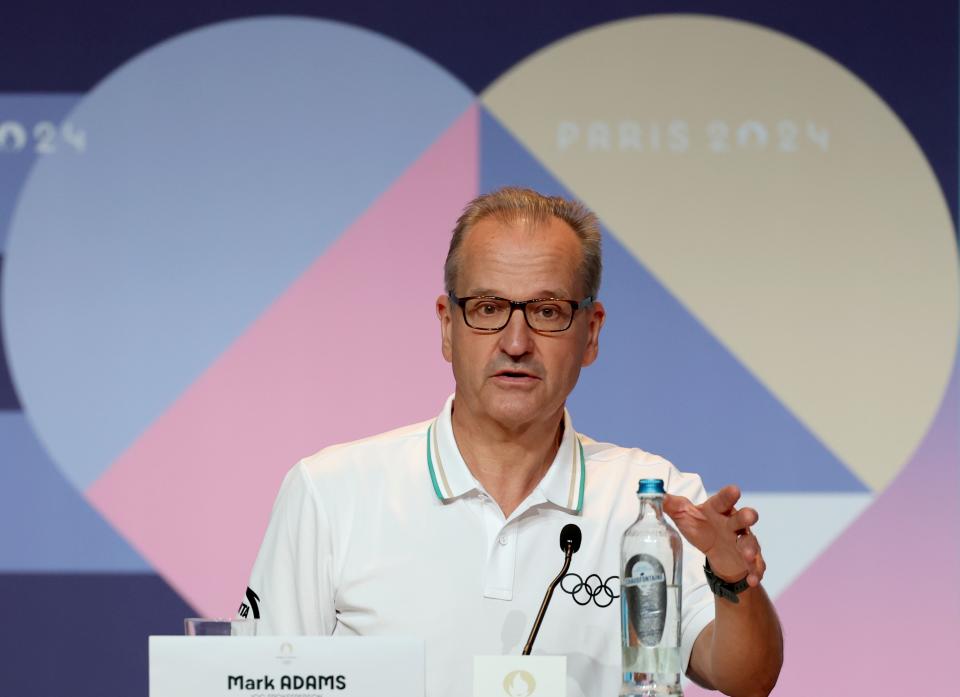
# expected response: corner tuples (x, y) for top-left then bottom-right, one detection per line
(426, 423), (443, 500)
(576, 438), (586, 513)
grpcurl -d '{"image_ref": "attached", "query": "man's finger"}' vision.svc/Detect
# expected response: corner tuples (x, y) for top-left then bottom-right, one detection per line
(737, 530), (761, 562)
(727, 507), (759, 533)
(747, 547), (767, 587)
(663, 493), (708, 521)
(737, 535), (765, 587)
(708, 484), (741, 514)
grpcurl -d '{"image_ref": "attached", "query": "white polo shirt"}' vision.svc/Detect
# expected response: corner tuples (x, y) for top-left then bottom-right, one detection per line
(246, 396), (715, 697)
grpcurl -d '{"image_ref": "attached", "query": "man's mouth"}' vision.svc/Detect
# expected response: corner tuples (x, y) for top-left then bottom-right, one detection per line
(493, 370), (539, 380)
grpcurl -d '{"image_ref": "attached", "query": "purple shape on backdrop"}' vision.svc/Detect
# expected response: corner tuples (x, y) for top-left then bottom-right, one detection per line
(0, 573), (195, 697)
(480, 108), (867, 492)
(0, 412), (148, 570)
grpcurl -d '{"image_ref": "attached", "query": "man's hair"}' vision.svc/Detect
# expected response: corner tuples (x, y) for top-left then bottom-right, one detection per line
(443, 187), (602, 299)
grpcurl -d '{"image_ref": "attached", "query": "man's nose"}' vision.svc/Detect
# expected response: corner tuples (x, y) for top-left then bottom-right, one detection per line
(498, 306), (535, 356)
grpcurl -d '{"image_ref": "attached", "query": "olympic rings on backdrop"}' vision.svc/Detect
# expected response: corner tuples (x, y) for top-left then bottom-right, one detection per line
(560, 573), (620, 607)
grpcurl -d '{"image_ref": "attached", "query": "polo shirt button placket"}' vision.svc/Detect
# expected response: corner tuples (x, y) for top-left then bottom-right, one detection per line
(483, 519), (518, 601)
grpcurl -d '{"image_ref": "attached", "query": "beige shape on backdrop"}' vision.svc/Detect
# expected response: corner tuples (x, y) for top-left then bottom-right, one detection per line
(482, 14), (958, 492)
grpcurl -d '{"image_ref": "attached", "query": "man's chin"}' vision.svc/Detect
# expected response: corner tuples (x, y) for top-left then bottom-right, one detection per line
(484, 395), (556, 430)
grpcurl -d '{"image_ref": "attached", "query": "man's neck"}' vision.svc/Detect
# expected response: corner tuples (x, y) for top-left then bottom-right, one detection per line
(450, 397), (564, 518)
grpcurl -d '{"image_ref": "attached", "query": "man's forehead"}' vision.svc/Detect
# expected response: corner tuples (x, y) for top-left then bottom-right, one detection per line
(465, 285), (574, 298)
(458, 215), (583, 296)
(461, 214), (579, 254)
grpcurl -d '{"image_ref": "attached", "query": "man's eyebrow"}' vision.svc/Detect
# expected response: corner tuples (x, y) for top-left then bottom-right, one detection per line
(466, 288), (574, 299)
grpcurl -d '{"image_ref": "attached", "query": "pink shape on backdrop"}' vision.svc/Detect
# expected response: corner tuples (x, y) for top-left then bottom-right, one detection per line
(88, 105), (477, 615)
(727, 372), (956, 697)
(685, 371), (959, 697)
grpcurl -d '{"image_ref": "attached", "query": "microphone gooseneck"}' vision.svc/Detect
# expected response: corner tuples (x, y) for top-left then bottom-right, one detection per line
(522, 524), (582, 655)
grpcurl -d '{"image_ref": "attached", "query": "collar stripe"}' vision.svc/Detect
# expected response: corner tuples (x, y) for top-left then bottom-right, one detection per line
(427, 400), (587, 511)
(566, 436), (578, 509)
(576, 438), (586, 513)
(427, 421), (455, 500)
(426, 423), (445, 500)
(431, 420), (454, 499)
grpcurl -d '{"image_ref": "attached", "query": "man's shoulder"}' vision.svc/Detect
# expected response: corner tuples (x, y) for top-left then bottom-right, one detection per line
(299, 417), (432, 476)
(267, 418), (434, 526)
(577, 433), (707, 498)
(578, 432), (671, 468)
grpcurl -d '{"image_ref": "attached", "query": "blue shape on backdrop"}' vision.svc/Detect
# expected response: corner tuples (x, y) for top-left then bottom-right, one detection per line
(0, 573), (194, 697)
(0, 95), (80, 253)
(0, 97), (81, 410)
(2, 17), (475, 490)
(480, 108), (867, 492)
(0, 412), (148, 570)
(0, 259), (19, 409)
(575, 234), (868, 492)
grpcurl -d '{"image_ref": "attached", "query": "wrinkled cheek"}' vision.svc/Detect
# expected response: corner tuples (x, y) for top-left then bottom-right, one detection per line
(450, 352), (485, 393)
(561, 362), (586, 396)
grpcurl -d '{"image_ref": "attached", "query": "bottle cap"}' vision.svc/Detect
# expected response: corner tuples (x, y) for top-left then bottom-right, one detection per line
(637, 478), (665, 495)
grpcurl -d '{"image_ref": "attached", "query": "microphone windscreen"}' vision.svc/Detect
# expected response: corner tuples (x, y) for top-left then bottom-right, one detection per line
(560, 523), (582, 554)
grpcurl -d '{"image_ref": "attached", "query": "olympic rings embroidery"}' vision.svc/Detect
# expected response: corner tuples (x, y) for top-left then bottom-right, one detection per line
(560, 573), (620, 607)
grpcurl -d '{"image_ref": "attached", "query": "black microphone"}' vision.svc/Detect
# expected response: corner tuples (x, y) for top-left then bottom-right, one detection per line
(560, 523), (582, 554)
(522, 523), (582, 655)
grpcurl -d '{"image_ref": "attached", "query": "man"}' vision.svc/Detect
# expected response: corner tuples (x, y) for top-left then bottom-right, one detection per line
(245, 188), (783, 697)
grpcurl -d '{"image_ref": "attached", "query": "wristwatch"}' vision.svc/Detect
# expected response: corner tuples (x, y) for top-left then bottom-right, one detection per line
(704, 559), (750, 604)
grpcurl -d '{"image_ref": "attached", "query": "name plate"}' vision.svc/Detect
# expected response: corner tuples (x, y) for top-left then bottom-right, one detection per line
(149, 636), (424, 697)
(474, 656), (566, 697)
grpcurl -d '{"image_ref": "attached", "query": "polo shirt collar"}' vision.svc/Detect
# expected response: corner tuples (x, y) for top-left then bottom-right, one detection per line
(426, 394), (585, 513)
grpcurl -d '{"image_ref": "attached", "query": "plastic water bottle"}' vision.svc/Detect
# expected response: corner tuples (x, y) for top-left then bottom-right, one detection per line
(620, 478), (683, 696)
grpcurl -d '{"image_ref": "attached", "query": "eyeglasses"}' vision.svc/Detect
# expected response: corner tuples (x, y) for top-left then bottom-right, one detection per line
(449, 293), (594, 332)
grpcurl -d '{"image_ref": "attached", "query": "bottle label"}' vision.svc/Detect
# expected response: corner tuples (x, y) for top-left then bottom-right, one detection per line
(623, 554), (667, 647)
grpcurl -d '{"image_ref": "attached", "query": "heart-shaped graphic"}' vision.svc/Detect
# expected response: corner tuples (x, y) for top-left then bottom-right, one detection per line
(2, 16), (956, 661)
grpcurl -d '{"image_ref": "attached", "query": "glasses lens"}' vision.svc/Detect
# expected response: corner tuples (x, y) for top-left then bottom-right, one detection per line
(526, 300), (574, 331)
(464, 297), (511, 329)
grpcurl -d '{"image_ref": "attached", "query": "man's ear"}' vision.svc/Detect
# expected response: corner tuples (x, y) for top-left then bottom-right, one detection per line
(581, 300), (605, 367)
(437, 294), (454, 363)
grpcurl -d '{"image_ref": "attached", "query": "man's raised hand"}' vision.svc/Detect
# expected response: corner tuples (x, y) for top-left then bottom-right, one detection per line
(663, 484), (766, 587)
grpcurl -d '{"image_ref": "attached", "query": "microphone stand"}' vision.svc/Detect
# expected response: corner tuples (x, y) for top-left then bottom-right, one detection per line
(522, 541), (574, 655)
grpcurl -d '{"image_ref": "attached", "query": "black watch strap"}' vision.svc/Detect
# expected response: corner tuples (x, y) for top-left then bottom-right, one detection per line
(704, 559), (750, 604)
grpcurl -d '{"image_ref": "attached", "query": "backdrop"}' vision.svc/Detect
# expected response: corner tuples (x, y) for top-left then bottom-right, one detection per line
(0, 2), (957, 695)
